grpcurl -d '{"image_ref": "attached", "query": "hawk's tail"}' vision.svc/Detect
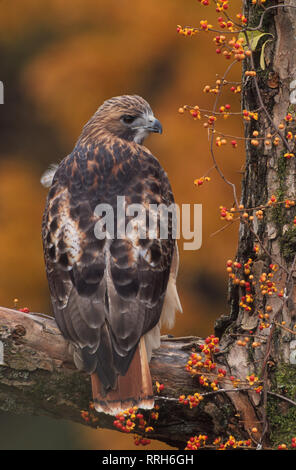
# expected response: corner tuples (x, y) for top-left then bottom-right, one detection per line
(91, 337), (154, 415)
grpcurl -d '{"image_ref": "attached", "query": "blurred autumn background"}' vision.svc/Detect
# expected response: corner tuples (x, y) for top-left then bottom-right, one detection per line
(0, 0), (244, 449)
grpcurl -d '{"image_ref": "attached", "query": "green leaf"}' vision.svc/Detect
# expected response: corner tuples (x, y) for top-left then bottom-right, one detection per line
(260, 39), (272, 70)
(248, 31), (272, 52)
(238, 30), (273, 52)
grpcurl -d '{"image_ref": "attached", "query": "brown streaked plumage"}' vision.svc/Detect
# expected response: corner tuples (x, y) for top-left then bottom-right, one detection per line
(42, 95), (182, 415)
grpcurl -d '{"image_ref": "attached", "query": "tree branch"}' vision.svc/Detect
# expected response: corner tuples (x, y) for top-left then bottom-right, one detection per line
(0, 306), (252, 449)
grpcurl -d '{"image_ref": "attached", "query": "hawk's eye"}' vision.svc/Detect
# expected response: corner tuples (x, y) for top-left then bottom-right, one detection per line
(121, 115), (136, 125)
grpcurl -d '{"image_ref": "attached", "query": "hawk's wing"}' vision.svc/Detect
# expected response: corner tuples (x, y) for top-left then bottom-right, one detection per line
(42, 139), (175, 393)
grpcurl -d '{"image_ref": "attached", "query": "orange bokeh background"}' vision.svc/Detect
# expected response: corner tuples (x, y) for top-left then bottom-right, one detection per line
(0, 0), (244, 449)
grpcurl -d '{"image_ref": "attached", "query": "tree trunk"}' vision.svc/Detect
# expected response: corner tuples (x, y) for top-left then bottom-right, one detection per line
(216, 0), (296, 448)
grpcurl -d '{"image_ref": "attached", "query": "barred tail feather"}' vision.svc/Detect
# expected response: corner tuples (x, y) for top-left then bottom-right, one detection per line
(91, 337), (154, 415)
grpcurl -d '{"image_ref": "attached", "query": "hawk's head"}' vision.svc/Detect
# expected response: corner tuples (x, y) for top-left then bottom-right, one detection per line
(40, 95), (163, 188)
(82, 95), (162, 145)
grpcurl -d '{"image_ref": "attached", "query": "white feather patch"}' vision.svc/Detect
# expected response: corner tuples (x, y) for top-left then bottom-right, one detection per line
(40, 163), (59, 188)
(48, 190), (83, 265)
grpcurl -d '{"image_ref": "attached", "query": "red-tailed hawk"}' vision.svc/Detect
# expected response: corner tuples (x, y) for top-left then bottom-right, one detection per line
(42, 95), (182, 415)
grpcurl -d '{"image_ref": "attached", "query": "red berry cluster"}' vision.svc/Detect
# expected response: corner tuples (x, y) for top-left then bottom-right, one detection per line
(113, 407), (155, 434)
(278, 437), (296, 450)
(112, 401), (160, 446)
(185, 434), (252, 450)
(179, 392), (203, 409)
(182, 333), (263, 396)
(194, 176), (211, 187)
(213, 436), (251, 450)
(155, 381), (164, 393)
(13, 298), (30, 313)
(80, 402), (99, 424)
(185, 434), (208, 450)
(133, 435), (151, 446)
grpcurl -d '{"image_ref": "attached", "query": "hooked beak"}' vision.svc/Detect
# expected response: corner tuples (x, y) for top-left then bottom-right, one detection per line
(149, 117), (163, 134)
(131, 115), (163, 141)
